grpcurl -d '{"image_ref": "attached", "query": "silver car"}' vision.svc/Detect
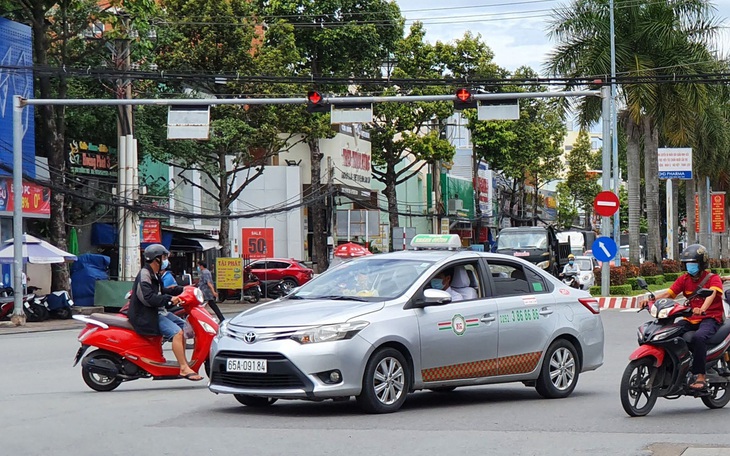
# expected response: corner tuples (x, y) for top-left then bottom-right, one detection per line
(208, 236), (605, 413)
(574, 256), (598, 290)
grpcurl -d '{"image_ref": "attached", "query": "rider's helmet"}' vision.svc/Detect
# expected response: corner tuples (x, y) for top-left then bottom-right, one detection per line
(568, 254), (575, 262)
(143, 244), (169, 263)
(679, 243), (709, 271)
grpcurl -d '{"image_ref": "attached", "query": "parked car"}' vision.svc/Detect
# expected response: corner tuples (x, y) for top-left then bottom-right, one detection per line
(209, 234), (605, 414)
(573, 255), (598, 290)
(248, 258), (314, 291)
(620, 245), (645, 264)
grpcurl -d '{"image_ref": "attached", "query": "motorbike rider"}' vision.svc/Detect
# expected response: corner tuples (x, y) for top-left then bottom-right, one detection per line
(561, 254), (580, 276)
(128, 244), (203, 381)
(645, 244), (724, 391)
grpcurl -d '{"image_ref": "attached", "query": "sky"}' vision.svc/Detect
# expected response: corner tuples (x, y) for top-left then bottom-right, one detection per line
(393, 0), (730, 73)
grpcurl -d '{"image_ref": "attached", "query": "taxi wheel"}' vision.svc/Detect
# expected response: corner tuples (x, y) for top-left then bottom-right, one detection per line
(234, 394), (278, 407)
(357, 348), (410, 414)
(535, 339), (579, 399)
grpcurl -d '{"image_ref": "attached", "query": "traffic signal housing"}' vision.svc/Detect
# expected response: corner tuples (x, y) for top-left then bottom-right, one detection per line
(454, 88), (477, 110)
(306, 91), (329, 113)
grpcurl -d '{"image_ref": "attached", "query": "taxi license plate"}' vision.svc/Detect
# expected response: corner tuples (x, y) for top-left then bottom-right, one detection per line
(226, 358), (267, 373)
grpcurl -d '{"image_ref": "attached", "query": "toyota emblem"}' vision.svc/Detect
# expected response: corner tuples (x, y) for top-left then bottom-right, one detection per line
(243, 332), (257, 343)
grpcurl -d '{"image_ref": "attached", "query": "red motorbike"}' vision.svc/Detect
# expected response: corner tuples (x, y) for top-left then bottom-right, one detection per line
(620, 278), (730, 416)
(72, 286), (218, 391)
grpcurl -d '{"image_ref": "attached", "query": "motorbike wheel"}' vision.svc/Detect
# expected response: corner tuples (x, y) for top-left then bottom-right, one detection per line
(535, 339), (579, 399)
(81, 350), (123, 392)
(620, 358), (659, 417)
(245, 290), (260, 304)
(52, 307), (72, 320)
(234, 394), (278, 407)
(24, 302), (49, 322)
(701, 384), (730, 409)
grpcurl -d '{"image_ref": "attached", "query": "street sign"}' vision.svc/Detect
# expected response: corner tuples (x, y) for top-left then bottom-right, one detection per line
(593, 191), (620, 217)
(591, 237), (618, 263)
(658, 147), (692, 180)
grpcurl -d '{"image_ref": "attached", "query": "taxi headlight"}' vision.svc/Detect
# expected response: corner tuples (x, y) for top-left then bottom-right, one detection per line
(291, 321), (369, 344)
(536, 261), (550, 269)
(218, 319), (230, 338)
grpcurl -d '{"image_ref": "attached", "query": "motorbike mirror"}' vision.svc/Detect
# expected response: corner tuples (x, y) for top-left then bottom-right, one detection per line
(636, 278), (648, 289)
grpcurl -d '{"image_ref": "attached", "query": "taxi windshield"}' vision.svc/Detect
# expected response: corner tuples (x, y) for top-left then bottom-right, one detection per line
(292, 257), (434, 301)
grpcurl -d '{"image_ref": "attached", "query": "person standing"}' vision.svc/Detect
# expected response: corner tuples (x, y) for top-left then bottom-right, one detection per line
(197, 261), (224, 322)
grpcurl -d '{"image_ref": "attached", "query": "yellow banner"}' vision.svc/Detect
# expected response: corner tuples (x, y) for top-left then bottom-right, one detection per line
(216, 257), (243, 289)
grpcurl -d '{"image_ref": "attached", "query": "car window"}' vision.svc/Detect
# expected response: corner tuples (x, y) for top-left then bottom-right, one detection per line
(486, 261), (547, 296)
(294, 258), (433, 301)
(297, 261), (310, 269)
(421, 261), (482, 302)
(249, 261), (266, 269)
(576, 259), (593, 270)
(268, 261), (290, 269)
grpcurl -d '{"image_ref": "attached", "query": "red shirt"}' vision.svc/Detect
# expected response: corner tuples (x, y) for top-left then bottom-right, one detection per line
(668, 271), (724, 324)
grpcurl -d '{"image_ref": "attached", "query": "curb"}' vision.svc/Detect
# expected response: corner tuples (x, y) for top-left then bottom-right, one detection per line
(597, 289), (664, 310)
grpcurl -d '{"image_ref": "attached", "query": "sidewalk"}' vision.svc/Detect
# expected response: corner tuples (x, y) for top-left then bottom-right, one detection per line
(0, 300), (263, 335)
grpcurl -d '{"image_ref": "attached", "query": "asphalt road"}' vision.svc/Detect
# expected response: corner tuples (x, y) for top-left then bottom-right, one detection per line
(2, 310), (730, 456)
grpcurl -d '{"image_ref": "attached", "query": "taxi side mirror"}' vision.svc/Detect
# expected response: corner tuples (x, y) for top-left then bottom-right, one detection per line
(412, 288), (452, 308)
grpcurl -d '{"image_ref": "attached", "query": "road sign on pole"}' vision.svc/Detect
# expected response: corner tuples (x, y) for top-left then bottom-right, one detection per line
(592, 237), (618, 263)
(594, 191), (620, 217)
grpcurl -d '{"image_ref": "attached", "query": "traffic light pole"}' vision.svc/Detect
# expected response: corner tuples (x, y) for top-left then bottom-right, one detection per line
(10, 88), (604, 324)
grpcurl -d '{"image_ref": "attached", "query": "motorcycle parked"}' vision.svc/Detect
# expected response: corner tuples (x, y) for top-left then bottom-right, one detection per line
(72, 286), (218, 392)
(0, 287), (49, 322)
(217, 268), (261, 303)
(259, 278), (289, 299)
(620, 278), (730, 416)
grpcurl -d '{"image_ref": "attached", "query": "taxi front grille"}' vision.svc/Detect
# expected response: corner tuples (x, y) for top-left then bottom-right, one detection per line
(212, 372), (305, 388)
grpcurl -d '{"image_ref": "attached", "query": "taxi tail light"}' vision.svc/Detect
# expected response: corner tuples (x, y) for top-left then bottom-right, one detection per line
(578, 297), (601, 314)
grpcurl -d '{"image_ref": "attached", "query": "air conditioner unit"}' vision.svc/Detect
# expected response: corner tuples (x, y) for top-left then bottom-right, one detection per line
(448, 199), (463, 213)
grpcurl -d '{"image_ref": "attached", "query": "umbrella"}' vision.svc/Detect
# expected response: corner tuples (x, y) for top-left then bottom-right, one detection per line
(0, 234), (78, 264)
(67, 227), (79, 256)
(333, 242), (372, 258)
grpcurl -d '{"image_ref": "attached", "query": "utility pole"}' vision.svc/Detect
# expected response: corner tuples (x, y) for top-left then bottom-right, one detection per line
(609, 0), (621, 265)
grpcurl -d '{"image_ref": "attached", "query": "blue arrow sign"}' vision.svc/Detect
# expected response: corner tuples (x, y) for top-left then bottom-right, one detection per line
(591, 237), (618, 263)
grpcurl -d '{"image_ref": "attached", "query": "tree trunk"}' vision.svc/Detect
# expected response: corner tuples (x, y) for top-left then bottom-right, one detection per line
(642, 117), (662, 269)
(686, 178), (696, 245)
(385, 164), (399, 252)
(308, 138), (328, 273)
(218, 153), (230, 257)
(31, 7), (69, 291)
(626, 115), (642, 266)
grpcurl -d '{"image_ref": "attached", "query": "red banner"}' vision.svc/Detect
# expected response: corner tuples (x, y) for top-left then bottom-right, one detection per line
(695, 193), (700, 234)
(141, 219), (161, 243)
(0, 178), (51, 217)
(712, 193), (726, 233)
(242, 228), (274, 259)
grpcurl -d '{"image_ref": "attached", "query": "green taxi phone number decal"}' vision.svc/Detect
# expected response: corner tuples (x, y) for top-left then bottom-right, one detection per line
(499, 308), (540, 324)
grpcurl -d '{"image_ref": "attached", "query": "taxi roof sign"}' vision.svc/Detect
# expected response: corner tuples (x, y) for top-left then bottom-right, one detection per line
(410, 234), (462, 250)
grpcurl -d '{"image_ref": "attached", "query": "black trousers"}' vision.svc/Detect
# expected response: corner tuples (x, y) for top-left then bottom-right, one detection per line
(207, 299), (225, 322)
(677, 318), (720, 375)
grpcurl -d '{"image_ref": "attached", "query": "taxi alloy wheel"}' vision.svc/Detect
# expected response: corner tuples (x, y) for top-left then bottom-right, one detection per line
(357, 347), (410, 414)
(535, 339), (579, 399)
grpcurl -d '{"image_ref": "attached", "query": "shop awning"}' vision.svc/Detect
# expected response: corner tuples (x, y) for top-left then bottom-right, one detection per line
(189, 237), (220, 251)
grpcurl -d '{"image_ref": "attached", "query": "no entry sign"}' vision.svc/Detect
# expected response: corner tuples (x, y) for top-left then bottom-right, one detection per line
(593, 191), (620, 217)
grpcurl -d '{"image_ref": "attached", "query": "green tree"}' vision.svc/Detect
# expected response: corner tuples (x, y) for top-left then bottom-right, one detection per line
(564, 130), (601, 229)
(546, 0), (718, 267)
(258, 0), (403, 271)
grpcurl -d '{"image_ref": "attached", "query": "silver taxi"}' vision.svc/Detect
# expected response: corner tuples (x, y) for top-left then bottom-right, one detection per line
(208, 234), (605, 413)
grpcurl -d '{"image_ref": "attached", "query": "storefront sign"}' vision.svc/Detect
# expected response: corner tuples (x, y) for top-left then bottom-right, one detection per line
(68, 140), (117, 177)
(322, 129), (371, 189)
(216, 257), (243, 289)
(695, 193), (700, 234)
(0, 178), (50, 217)
(476, 162), (493, 217)
(712, 192), (725, 233)
(242, 227), (274, 259)
(141, 219), (161, 243)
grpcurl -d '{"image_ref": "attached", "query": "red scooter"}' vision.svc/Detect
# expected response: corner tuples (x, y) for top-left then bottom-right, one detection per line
(72, 286), (218, 392)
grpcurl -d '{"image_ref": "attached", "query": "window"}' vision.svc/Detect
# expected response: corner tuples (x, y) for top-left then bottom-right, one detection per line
(487, 262), (547, 296)
(267, 261), (290, 269)
(423, 261), (482, 302)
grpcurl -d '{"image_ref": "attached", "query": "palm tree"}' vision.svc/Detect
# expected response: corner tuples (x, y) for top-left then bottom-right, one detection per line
(545, 0), (719, 267)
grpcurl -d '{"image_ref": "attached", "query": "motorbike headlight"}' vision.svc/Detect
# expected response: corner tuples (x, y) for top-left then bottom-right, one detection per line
(637, 328), (644, 342)
(193, 288), (204, 304)
(649, 305), (658, 318)
(581, 274), (591, 282)
(291, 321), (369, 344)
(657, 307), (672, 319)
(536, 261), (550, 269)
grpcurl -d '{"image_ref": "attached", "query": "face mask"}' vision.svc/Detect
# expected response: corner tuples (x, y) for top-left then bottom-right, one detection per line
(686, 263), (700, 276)
(431, 278), (444, 290)
(569, 261), (574, 265)
(197, 266), (201, 272)
(161, 259), (169, 270)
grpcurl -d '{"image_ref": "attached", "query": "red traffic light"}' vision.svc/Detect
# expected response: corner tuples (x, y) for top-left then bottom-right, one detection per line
(307, 91), (323, 104)
(455, 88), (472, 102)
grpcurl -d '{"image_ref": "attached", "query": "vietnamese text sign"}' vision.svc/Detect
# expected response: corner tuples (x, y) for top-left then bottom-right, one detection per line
(141, 219), (161, 243)
(658, 148), (692, 179)
(68, 140), (117, 178)
(0, 178), (50, 217)
(216, 257), (244, 289)
(712, 193), (726, 233)
(695, 193), (700, 234)
(242, 227), (274, 259)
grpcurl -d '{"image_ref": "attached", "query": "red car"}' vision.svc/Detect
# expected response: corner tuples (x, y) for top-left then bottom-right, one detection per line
(248, 258), (314, 290)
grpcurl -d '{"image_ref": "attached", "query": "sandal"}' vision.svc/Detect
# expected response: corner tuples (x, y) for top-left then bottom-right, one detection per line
(689, 378), (708, 390)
